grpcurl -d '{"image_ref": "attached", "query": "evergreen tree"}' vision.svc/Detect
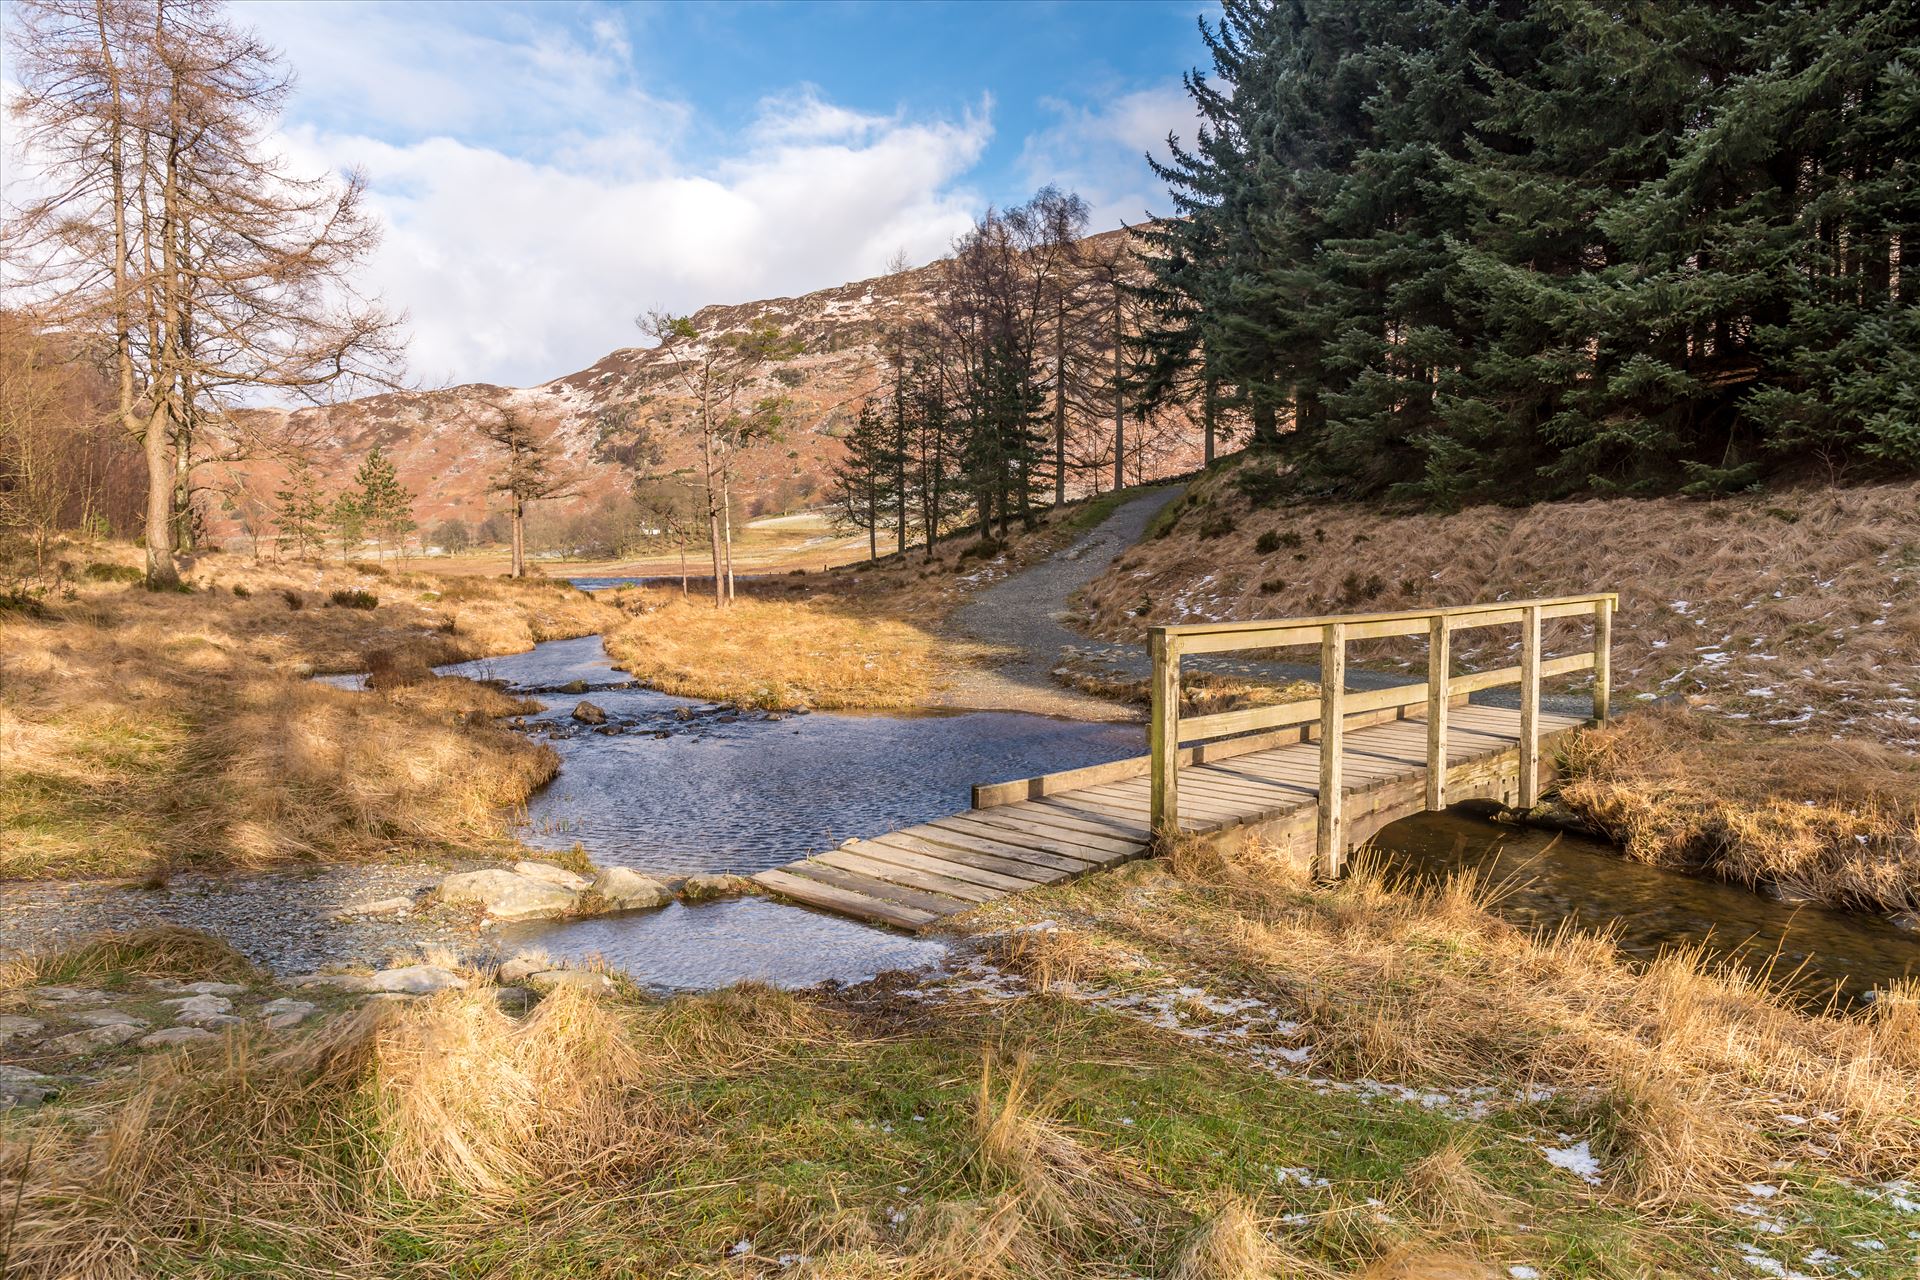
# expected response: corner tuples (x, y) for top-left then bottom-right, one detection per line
(351, 446), (413, 561)
(326, 491), (365, 559)
(828, 398), (894, 561)
(272, 450), (327, 559)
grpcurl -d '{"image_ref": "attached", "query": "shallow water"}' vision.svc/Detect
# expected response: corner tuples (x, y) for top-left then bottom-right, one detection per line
(438, 635), (1139, 990)
(493, 897), (951, 993)
(1373, 809), (1919, 1005)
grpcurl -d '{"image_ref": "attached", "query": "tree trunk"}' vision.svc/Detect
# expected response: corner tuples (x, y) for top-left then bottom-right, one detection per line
(721, 471), (735, 602)
(142, 403), (179, 587)
(703, 434), (724, 608)
(868, 473), (878, 561)
(1111, 290), (1125, 493)
(510, 496), (525, 578)
(1053, 296), (1067, 507)
(1203, 377), (1217, 464)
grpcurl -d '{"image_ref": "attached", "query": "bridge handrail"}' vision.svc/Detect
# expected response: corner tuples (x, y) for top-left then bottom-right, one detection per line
(1147, 593), (1616, 870)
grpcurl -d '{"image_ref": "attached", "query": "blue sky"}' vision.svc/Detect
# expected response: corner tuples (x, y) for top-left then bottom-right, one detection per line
(220, 0), (1216, 389)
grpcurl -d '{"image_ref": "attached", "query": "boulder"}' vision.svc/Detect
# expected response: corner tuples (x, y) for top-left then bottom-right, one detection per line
(29, 986), (108, 1005)
(559, 679), (589, 694)
(571, 700), (607, 725)
(140, 1026), (219, 1048)
(0, 1015), (44, 1046)
(330, 896), (413, 920)
(493, 986), (537, 1014)
(369, 965), (469, 995)
(438, 868), (579, 919)
(260, 998), (318, 1029)
(527, 969), (617, 995)
(71, 1009), (148, 1029)
(181, 981), (249, 996)
(48, 1022), (144, 1054)
(0, 1065), (55, 1109)
(513, 860), (592, 891)
(590, 866), (672, 911)
(163, 994), (234, 1024)
(679, 873), (755, 904)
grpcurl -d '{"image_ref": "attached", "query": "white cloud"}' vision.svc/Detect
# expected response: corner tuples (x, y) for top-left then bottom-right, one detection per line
(282, 97), (989, 390)
(1019, 83), (1200, 229)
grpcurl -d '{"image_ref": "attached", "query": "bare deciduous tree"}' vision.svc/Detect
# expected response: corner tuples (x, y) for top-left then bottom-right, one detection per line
(634, 312), (800, 607)
(5, 0), (401, 586)
(480, 407), (576, 579)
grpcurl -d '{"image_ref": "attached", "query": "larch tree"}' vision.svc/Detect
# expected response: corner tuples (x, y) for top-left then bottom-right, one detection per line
(636, 312), (800, 606)
(5, 0), (400, 587)
(829, 397), (893, 561)
(479, 406), (576, 578)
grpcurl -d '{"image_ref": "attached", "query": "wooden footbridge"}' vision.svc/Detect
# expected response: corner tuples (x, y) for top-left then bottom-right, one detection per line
(754, 595), (1616, 930)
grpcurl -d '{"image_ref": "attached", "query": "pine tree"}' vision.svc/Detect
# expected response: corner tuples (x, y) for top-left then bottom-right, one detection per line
(351, 446), (413, 562)
(326, 492), (365, 559)
(273, 450), (328, 559)
(828, 398), (894, 561)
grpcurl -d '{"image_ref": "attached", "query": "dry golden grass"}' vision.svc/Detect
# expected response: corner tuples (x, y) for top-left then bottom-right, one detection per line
(603, 587), (938, 709)
(1054, 658), (1317, 716)
(985, 836), (1920, 1207)
(1086, 470), (1920, 746)
(0, 924), (258, 992)
(1557, 706), (1920, 913)
(0, 549), (609, 878)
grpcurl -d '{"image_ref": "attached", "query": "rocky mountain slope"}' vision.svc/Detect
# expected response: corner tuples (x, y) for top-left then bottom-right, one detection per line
(210, 229), (1185, 545)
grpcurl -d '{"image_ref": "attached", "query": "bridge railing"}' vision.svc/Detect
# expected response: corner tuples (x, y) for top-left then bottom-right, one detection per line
(1148, 593), (1617, 870)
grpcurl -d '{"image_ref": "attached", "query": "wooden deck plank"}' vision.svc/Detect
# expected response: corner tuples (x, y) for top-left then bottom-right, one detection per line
(783, 860), (976, 918)
(923, 814), (1128, 864)
(867, 832), (1067, 882)
(813, 847), (1003, 902)
(753, 868), (937, 929)
(954, 808), (1146, 858)
(841, 838), (1043, 892)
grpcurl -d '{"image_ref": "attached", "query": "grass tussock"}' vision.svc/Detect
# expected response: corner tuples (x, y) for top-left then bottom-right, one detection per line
(1556, 707), (1920, 914)
(604, 587), (937, 709)
(0, 552), (601, 878)
(0, 924), (258, 992)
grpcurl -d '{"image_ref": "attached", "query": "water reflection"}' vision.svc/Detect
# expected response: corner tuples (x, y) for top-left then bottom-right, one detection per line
(1373, 809), (1919, 1005)
(493, 897), (950, 994)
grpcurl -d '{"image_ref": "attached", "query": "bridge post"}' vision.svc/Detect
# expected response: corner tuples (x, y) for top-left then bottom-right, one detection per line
(1593, 597), (1612, 722)
(1425, 612), (1450, 810)
(1317, 621), (1346, 878)
(1518, 603), (1541, 810)
(1148, 629), (1180, 844)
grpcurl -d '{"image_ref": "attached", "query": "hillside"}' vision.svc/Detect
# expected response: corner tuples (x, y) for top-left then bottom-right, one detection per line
(1077, 462), (1920, 749)
(208, 229), (1194, 546)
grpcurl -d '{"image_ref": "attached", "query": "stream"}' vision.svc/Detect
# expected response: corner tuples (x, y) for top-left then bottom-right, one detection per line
(456, 635), (1917, 1005)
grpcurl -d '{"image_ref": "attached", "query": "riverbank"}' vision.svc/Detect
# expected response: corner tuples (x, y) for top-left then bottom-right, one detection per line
(5, 839), (1916, 1278)
(0, 548), (623, 881)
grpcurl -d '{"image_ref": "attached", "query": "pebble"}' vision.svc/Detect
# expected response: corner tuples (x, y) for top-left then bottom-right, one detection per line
(368, 965), (469, 994)
(260, 998), (318, 1029)
(48, 1022), (145, 1054)
(329, 897), (413, 920)
(140, 1026), (219, 1048)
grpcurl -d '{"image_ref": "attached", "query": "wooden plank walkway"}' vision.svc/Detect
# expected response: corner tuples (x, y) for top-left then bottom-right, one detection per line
(752, 703), (1583, 930)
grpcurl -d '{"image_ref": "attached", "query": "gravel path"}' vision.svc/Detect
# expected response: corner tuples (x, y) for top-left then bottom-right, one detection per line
(936, 487), (1184, 720)
(935, 484), (1592, 721)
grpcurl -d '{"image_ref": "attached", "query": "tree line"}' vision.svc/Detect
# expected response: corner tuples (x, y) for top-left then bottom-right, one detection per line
(830, 188), (1205, 563)
(1138, 0), (1918, 506)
